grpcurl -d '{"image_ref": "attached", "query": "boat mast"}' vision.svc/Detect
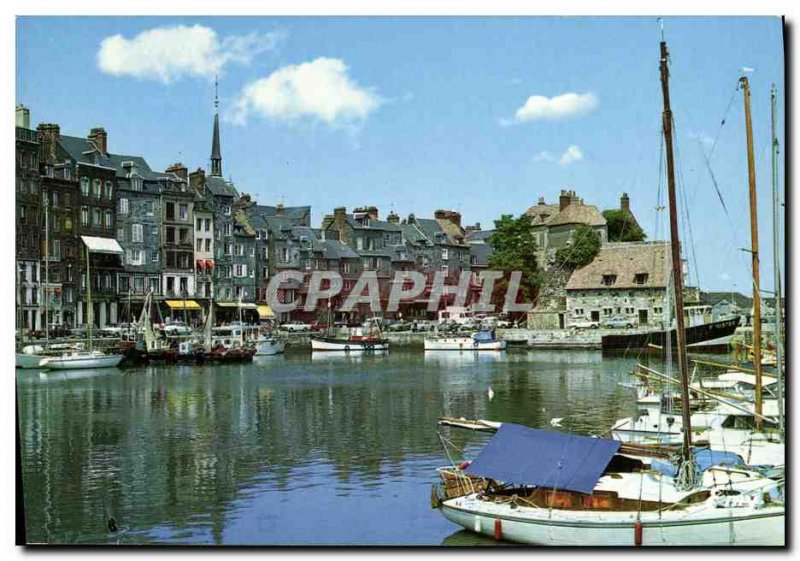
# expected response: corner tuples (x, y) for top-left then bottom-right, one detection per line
(740, 76), (764, 430)
(85, 243), (93, 351)
(44, 189), (50, 347)
(770, 82), (783, 439)
(659, 40), (693, 457)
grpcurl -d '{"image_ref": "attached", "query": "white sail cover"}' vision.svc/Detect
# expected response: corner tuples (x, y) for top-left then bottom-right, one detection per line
(80, 235), (123, 254)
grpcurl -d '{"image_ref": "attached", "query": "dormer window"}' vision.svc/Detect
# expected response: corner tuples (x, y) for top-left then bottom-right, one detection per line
(601, 274), (617, 286)
(634, 273), (649, 285)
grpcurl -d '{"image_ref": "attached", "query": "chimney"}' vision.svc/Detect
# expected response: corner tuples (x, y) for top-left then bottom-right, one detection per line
(189, 168), (206, 195)
(276, 203), (284, 215)
(354, 205), (379, 220)
(37, 123), (61, 165)
(333, 207), (347, 243)
(407, 213), (416, 225)
(621, 192), (630, 212)
(16, 105), (30, 129)
(559, 189), (571, 211)
(537, 196), (545, 205)
(166, 162), (188, 180)
(387, 210), (400, 224)
(88, 127), (108, 155)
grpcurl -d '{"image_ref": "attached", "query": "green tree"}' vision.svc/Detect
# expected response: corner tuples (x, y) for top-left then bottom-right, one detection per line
(487, 213), (541, 302)
(603, 209), (647, 242)
(555, 224), (602, 268)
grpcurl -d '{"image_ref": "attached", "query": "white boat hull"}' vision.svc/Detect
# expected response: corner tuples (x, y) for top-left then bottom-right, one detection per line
(311, 338), (389, 352)
(255, 339), (286, 355)
(16, 353), (47, 369)
(440, 495), (784, 546)
(424, 338), (507, 351)
(41, 354), (124, 370)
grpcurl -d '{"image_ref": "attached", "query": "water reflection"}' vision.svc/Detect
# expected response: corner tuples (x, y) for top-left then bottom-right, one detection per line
(310, 350), (389, 362)
(423, 350), (505, 366)
(17, 350), (653, 544)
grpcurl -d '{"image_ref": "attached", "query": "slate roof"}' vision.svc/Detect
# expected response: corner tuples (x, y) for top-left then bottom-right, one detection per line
(205, 176), (237, 198)
(566, 242), (669, 291)
(467, 229), (494, 243)
(323, 239), (359, 260)
(254, 204), (311, 224)
(470, 243), (493, 267)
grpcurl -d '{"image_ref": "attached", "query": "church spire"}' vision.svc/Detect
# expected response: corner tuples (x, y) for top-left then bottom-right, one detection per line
(210, 75), (222, 177)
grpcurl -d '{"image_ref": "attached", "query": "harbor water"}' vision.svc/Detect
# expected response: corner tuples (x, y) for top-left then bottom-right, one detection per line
(17, 349), (658, 545)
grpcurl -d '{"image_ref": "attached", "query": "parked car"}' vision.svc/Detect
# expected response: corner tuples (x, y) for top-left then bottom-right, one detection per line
(282, 322), (312, 332)
(571, 319), (601, 329)
(495, 319), (514, 329)
(602, 316), (635, 329)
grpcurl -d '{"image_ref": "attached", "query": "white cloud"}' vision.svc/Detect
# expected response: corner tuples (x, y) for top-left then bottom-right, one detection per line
(719, 272), (732, 282)
(687, 130), (715, 149)
(509, 92), (598, 124)
(533, 145), (584, 165)
(559, 145), (584, 165)
(97, 24), (284, 83)
(229, 57), (381, 128)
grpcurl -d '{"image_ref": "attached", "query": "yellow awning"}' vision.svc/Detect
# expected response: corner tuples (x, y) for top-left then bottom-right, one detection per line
(216, 302), (257, 309)
(257, 304), (275, 319)
(165, 300), (202, 310)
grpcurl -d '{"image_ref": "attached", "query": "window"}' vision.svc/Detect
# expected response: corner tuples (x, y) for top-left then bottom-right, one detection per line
(196, 217), (203, 231)
(205, 219), (211, 232)
(603, 307), (613, 316)
(65, 217), (73, 232)
(134, 276), (145, 294)
(442, 248), (449, 260)
(166, 276), (175, 295)
(92, 208), (101, 227)
(179, 277), (188, 295)
(117, 227), (125, 242)
(573, 308), (584, 316)
(166, 227), (175, 244)
(150, 277), (159, 293)
(224, 223), (232, 236)
(205, 239), (211, 252)
(132, 224), (143, 243)
(223, 205), (231, 216)
(356, 237), (364, 250)
(601, 274), (617, 286)
(52, 192), (59, 208)
(119, 276), (129, 293)
(342, 262), (351, 274)
(179, 203), (188, 220)
(104, 210), (113, 229)
(261, 246), (268, 259)
(92, 179), (101, 198)
(81, 177), (89, 196)
(151, 250), (159, 263)
(51, 240), (61, 260)
(64, 193), (71, 208)
(19, 206), (26, 224)
(81, 206), (89, 226)
(262, 267), (268, 279)
(197, 238), (203, 251)
(131, 177), (143, 192)
(145, 201), (154, 215)
(119, 198), (129, 214)
(105, 181), (114, 199)
(132, 249), (142, 265)
(281, 248), (289, 262)
(654, 307), (663, 315)
(236, 244), (244, 256)
(634, 273), (649, 285)
(226, 243), (233, 256)
(250, 246), (255, 257)
(52, 216), (60, 232)
(235, 264), (245, 277)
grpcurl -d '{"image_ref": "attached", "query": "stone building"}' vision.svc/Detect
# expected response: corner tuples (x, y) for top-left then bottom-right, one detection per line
(46, 125), (122, 327)
(114, 156), (165, 315)
(16, 106), (43, 331)
(526, 189), (608, 268)
(160, 163), (195, 301)
(193, 194), (215, 301)
(565, 242), (669, 328)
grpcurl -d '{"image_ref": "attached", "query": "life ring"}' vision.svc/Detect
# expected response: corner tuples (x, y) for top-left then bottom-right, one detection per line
(344, 345), (350, 352)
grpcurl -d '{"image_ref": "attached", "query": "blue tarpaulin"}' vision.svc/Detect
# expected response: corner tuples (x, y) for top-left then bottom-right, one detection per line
(464, 423), (621, 494)
(472, 331), (495, 342)
(651, 447), (745, 477)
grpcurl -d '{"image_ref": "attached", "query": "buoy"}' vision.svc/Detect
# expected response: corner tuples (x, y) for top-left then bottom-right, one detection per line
(458, 460), (470, 470)
(494, 518), (502, 541)
(634, 520), (643, 546)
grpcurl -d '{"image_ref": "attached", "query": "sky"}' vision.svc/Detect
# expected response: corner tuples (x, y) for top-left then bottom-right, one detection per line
(16, 16), (785, 294)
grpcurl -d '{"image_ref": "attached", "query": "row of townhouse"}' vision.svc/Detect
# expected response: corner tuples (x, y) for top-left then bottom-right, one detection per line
(15, 101), (479, 330)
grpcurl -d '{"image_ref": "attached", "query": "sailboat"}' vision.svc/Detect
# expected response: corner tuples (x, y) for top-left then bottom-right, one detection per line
(41, 238), (124, 370)
(430, 39), (784, 546)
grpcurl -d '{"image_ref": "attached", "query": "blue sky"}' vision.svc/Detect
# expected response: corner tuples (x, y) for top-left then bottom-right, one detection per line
(16, 16), (784, 293)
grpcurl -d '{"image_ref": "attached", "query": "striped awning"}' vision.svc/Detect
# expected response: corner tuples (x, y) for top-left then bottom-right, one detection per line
(257, 304), (275, 319)
(164, 300), (202, 310)
(80, 235), (123, 255)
